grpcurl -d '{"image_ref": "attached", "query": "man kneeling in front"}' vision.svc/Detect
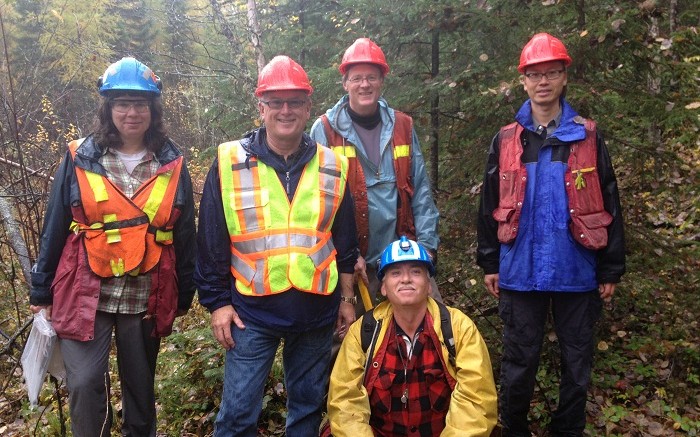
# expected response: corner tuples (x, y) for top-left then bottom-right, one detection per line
(327, 236), (497, 436)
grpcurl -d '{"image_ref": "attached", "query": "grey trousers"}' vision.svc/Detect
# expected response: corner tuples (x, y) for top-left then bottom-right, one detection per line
(60, 311), (160, 437)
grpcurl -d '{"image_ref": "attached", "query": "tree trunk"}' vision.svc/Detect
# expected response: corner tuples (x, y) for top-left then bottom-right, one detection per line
(648, 16), (663, 178)
(246, 0), (266, 72)
(0, 193), (32, 285)
(576, 0), (585, 28)
(430, 28), (439, 190)
(669, 0), (677, 33)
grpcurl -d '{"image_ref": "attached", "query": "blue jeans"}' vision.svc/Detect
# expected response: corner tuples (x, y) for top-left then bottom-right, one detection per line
(214, 319), (334, 437)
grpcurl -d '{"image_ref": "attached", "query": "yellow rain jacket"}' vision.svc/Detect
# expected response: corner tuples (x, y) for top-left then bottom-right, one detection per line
(328, 298), (498, 436)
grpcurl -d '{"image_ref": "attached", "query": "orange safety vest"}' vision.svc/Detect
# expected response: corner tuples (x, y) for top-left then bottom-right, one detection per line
(68, 139), (183, 278)
(320, 112), (416, 256)
(495, 120), (612, 250)
(218, 141), (347, 296)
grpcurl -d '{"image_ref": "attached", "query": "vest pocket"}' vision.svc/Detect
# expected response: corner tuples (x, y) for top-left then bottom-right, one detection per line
(494, 169), (524, 244)
(498, 170), (519, 200)
(569, 210), (612, 250)
(230, 189), (268, 232)
(493, 207), (517, 244)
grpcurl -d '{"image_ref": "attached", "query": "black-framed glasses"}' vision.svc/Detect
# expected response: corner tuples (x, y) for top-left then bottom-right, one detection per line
(524, 70), (565, 82)
(346, 75), (382, 85)
(110, 99), (151, 114)
(259, 99), (308, 110)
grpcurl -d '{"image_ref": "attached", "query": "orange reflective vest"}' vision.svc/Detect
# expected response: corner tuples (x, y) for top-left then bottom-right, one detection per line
(218, 141), (348, 296)
(320, 112), (416, 256)
(68, 139), (183, 278)
(495, 120), (612, 250)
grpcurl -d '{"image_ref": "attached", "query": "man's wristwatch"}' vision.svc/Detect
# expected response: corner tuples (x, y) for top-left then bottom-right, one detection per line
(340, 295), (357, 305)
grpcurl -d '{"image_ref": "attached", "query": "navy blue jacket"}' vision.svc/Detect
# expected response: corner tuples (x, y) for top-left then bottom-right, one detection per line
(195, 128), (359, 331)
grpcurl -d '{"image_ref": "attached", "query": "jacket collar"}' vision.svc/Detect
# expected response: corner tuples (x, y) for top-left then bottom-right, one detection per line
(515, 98), (586, 143)
(74, 134), (181, 173)
(325, 95), (394, 137)
(239, 127), (318, 173)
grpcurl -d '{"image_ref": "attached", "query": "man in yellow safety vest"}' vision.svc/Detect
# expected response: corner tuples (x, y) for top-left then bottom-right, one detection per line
(195, 55), (359, 436)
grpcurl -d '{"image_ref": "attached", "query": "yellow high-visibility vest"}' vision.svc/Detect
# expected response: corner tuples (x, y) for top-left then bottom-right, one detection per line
(218, 141), (348, 296)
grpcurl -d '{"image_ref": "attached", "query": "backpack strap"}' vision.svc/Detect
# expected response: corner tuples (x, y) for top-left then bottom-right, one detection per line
(437, 301), (456, 367)
(360, 308), (382, 384)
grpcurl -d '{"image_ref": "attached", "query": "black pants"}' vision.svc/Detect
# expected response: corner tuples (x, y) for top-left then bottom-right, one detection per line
(498, 290), (602, 437)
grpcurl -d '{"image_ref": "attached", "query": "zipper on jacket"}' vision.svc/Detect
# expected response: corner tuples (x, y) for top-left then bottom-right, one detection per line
(285, 171), (290, 196)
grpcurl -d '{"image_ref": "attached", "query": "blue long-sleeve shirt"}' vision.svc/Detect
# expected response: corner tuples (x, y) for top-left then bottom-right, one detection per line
(195, 128), (358, 331)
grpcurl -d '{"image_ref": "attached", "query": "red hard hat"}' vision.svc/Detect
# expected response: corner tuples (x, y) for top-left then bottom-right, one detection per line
(518, 33), (572, 73)
(339, 38), (390, 75)
(255, 55), (313, 97)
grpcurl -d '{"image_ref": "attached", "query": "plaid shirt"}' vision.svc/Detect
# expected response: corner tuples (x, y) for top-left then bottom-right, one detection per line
(95, 148), (160, 314)
(368, 316), (453, 436)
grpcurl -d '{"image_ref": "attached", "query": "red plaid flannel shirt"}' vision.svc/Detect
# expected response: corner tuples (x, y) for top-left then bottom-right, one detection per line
(367, 316), (455, 436)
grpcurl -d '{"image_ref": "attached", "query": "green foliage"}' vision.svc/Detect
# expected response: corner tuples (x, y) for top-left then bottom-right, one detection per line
(156, 320), (224, 433)
(2, 0), (700, 435)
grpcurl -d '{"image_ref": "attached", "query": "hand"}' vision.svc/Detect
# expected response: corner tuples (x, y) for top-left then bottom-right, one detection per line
(484, 274), (500, 299)
(29, 305), (52, 321)
(354, 256), (369, 287)
(598, 283), (616, 302)
(336, 301), (356, 340)
(211, 305), (245, 350)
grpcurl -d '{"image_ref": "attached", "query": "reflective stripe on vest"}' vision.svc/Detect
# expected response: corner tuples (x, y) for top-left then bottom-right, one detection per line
(321, 112), (416, 257)
(69, 139), (183, 277)
(494, 120), (612, 249)
(218, 141), (348, 296)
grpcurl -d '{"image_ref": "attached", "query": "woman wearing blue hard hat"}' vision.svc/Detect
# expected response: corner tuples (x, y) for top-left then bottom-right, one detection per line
(29, 57), (196, 436)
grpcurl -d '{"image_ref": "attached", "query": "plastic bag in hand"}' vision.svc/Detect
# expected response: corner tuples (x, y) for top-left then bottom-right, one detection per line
(21, 310), (61, 406)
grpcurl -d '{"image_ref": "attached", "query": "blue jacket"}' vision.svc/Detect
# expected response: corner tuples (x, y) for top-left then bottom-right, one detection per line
(195, 128), (358, 331)
(310, 96), (439, 266)
(477, 99), (625, 291)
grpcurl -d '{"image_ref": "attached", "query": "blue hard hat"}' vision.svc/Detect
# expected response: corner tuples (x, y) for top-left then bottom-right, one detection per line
(377, 236), (435, 280)
(97, 57), (162, 96)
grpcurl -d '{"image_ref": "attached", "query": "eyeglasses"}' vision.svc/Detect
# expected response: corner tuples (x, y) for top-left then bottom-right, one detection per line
(259, 99), (308, 110)
(110, 100), (151, 113)
(524, 70), (565, 82)
(346, 75), (382, 85)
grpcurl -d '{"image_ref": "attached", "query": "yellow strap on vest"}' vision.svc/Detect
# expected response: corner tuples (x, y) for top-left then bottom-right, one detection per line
(110, 258), (125, 277)
(142, 170), (173, 221)
(84, 171), (109, 202)
(393, 144), (410, 158)
(155, 229), (173, 243)
(573, 167), (596, 190)
(331, 145), (356, 157)
(103, 213), (121, 244)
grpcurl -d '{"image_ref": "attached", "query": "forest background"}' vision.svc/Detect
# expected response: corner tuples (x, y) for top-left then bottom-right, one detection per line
(0, 0), (698, 436)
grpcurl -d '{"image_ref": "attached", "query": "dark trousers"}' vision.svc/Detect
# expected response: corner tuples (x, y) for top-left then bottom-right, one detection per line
(60, 311), (160, 437)
(498, 290), (602, 437)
